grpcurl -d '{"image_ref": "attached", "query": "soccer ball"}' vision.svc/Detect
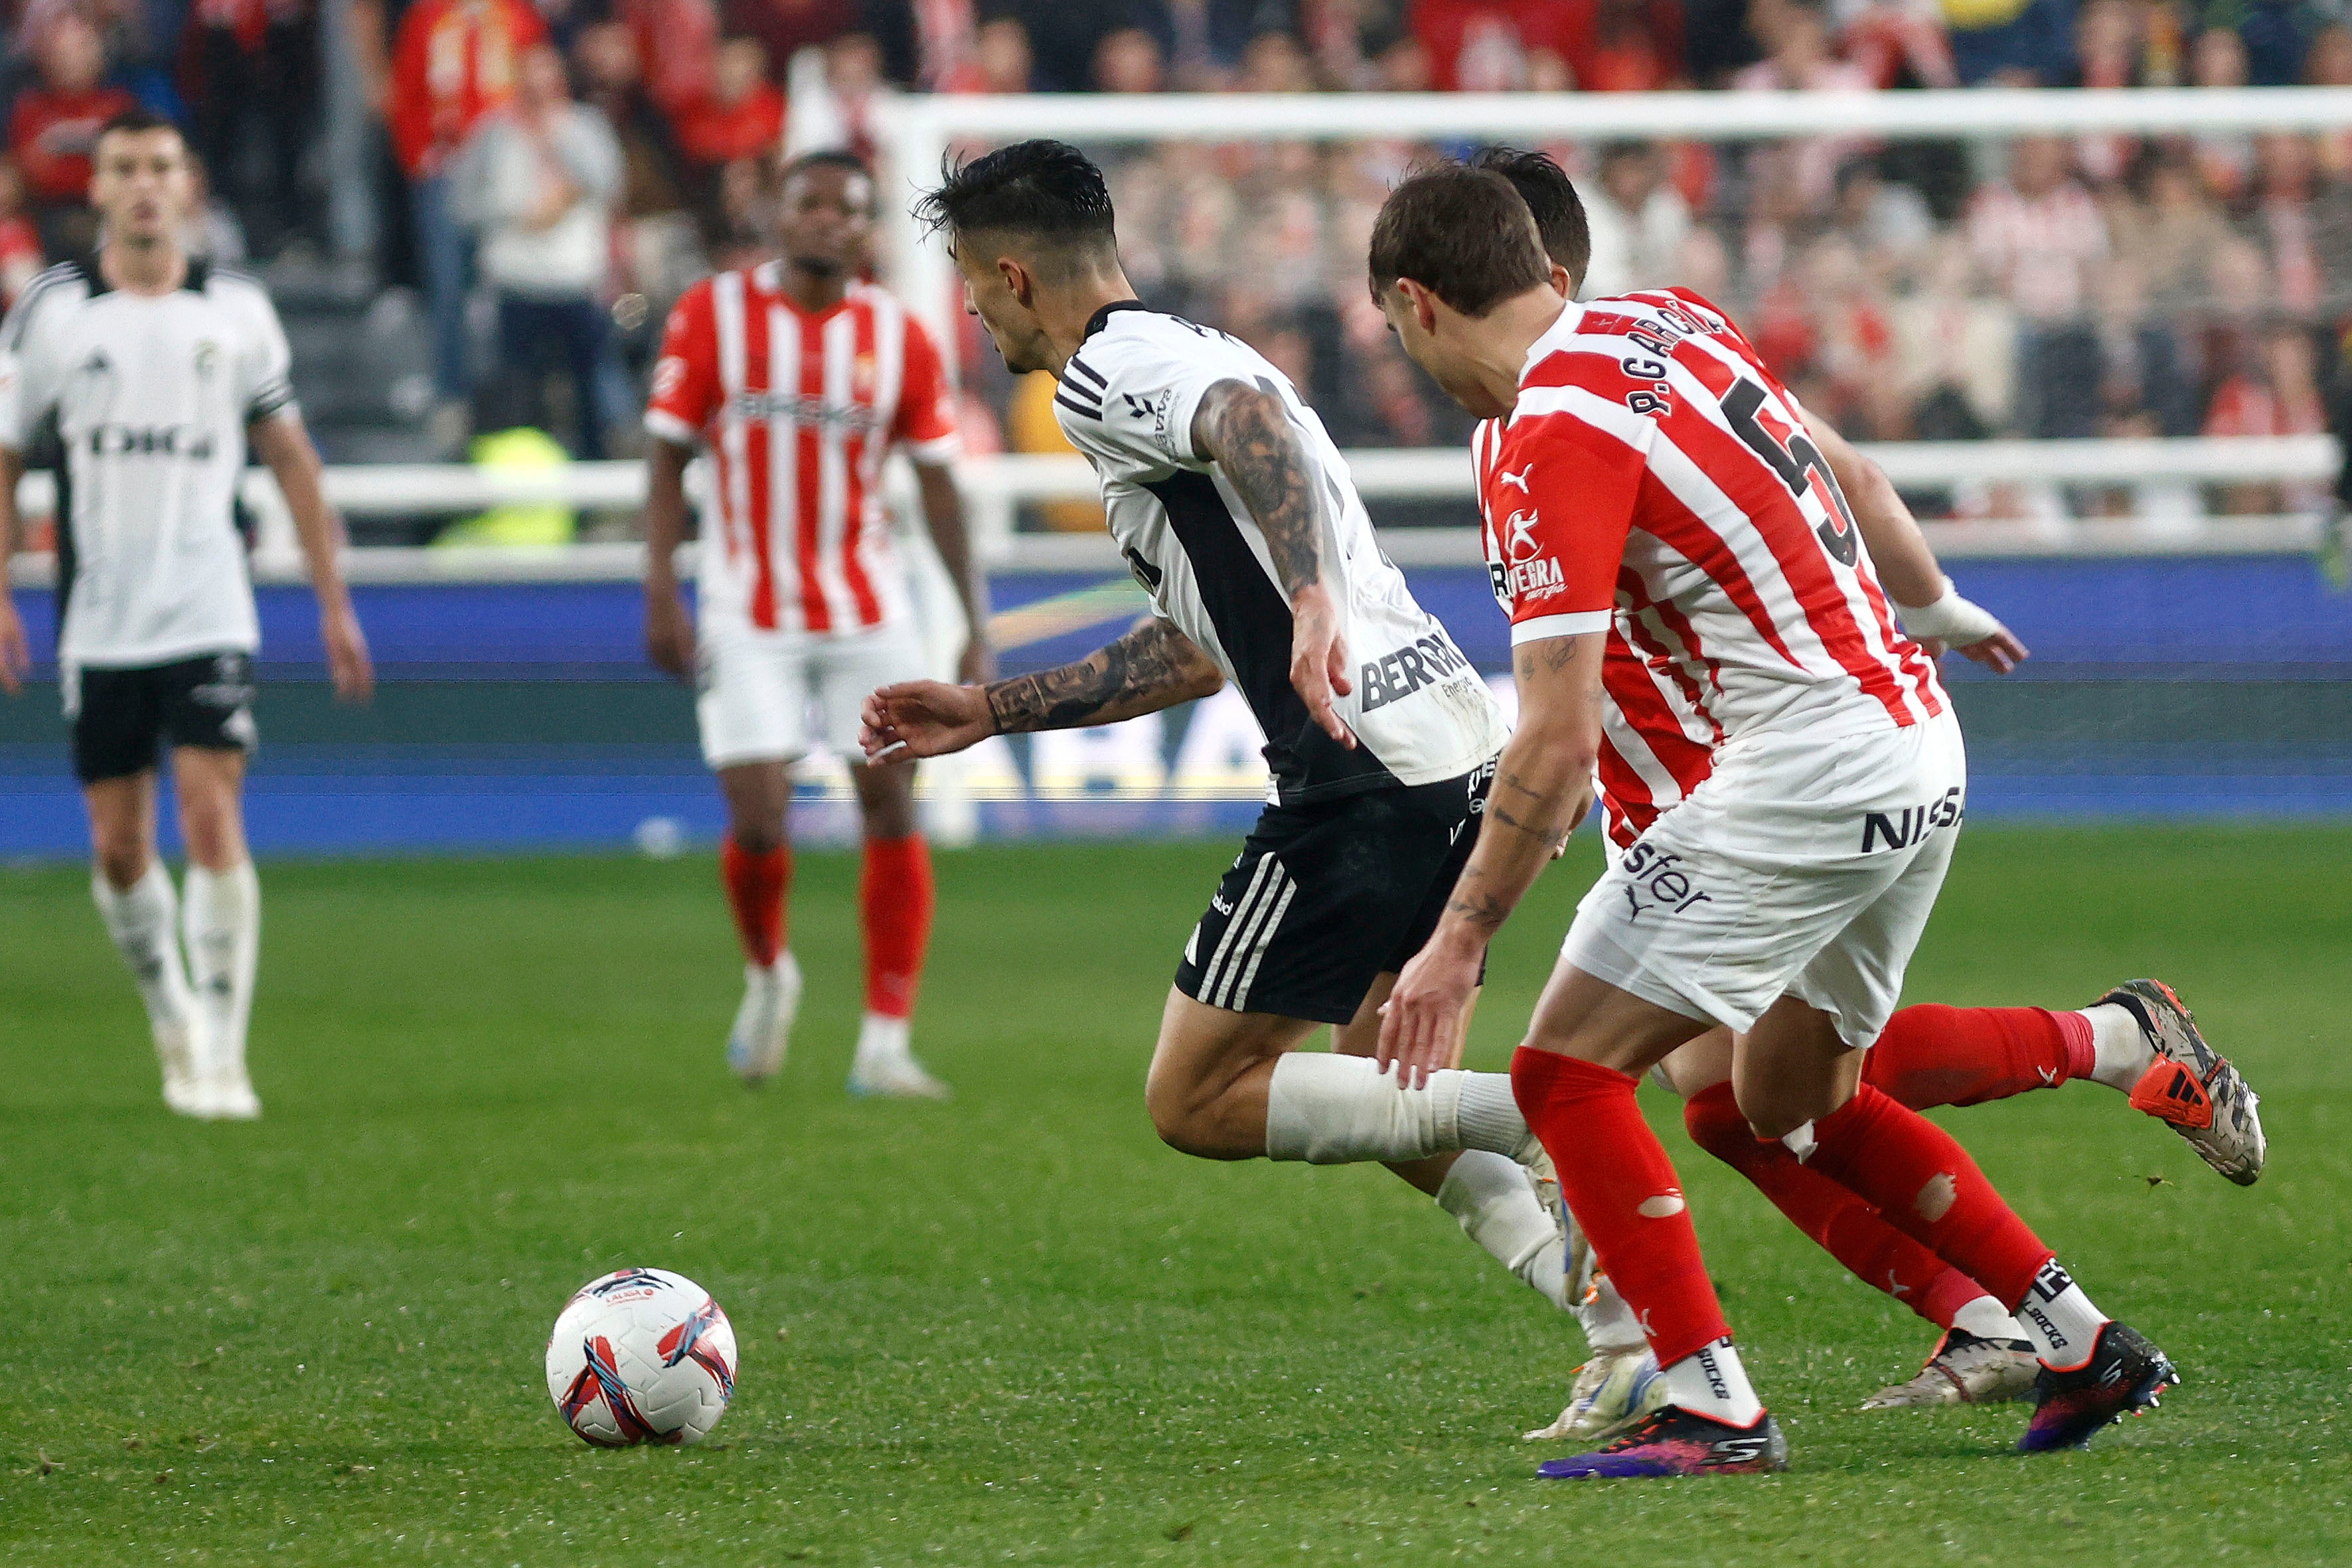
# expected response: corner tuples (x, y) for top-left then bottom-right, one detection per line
(544, 1267), (738, 1447)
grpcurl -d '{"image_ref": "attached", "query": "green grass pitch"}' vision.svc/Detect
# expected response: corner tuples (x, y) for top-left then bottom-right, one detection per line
(3, 824), (2347, 1565)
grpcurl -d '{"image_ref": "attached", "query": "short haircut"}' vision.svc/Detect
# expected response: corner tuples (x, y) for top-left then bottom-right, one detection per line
(913, 139), (1117, 268)
(779, 147), (875, 211)
(1367, 163), (1551, 317)
(1468, 145), (1590, 293)
(96, 107), (180, 147)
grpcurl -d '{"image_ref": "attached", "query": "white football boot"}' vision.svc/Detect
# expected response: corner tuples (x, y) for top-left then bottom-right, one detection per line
(726, 952), (802, 1085)
(154, 1012), (206, 1117)
(1526, 1343), (1670, 1443)
(846, 1014), (951, 1100)
(1861, 1328), (2040, 1409)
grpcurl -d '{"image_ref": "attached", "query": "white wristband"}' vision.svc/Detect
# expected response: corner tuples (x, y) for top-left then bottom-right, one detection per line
(1896, 578), (2003, 647)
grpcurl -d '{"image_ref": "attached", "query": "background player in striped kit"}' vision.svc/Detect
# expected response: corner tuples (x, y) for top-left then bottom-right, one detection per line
(643, 150), (990, 1099)
(0, 110), (374, 1119)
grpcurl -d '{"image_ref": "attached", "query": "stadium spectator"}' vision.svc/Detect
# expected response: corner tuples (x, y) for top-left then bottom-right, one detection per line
(1093, 26), (1164, 93)
(1838, 0), (1958, 90)
(1409, 0), (1571, 91)
(1942, 0), (2077, 86)
(181, 0), (320, 258)
(7, 11), (135, 256)
(620, 0), (720, 115)
(2189, 22), (2256, 200)
(937, 13), (1032, 92)
(1735, 1), (1875, 212)
(387, 0), (548, 443)
(0, 157), (42, 306)
(2086, 254), (2197, 440)
(2069, 0), (2149, 184)
(1892, 234), (2018, 440)
(453, 40), (621, 458)
(2235, 0), (2323, 87)
(2204, 319), (2328, 513)
(1966, 133), (2106, 435)
(1578, 141), (1690, 299)
(1557, 0), (1685, 92)
(2304, 23), (2352, 179)
(673, 36), (783, 170)
(1828, 156), (1936, 285)
(2115, 147), (2231, 316)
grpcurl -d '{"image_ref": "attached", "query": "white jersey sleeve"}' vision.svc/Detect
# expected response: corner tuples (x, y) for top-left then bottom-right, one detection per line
(0, 264), (74, 451)
(222, 274), (299, 425)
(1052, 309), (1253, 478)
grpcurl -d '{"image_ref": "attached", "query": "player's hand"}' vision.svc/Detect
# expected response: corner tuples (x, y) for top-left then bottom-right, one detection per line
(861, 680), (992, 763)
(0, 595), (27, 697)
(1289, 582), (1355, 749)
(1378, 930), (1483, 1090)
(321, 603), (374, 704)
(1953, 625), (2028, 675)
(957, 635), (996, 686)
(645, 586), (696, 682)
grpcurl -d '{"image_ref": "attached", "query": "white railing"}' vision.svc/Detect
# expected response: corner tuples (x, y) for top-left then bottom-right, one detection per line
(3, 434), (2334, 588)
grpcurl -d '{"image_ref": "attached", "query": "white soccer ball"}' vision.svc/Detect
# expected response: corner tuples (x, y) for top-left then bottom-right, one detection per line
(544, 1267), (738, 1447)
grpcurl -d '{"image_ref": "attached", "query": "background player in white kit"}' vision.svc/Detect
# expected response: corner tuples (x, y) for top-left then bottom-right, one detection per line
(642, 151), (990, 1099)
(0, 109), (372, 1120)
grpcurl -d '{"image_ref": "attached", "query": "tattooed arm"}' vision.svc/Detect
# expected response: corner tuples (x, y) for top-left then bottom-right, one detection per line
(858, 617), (1223, 761)
(1189, 379), (1356, 747)
(1377, 631), (1607, 1085)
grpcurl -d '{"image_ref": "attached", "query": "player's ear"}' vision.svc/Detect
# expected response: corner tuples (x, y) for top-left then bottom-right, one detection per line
(1401, 279), (1440, 336)
(1549, 264), (1572, 299)
(996, 256), (1033, 309)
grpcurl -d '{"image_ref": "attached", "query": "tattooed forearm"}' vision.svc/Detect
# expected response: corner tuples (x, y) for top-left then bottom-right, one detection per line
(983, 618), (1221, 734)
(1192, 380), (1332, 600)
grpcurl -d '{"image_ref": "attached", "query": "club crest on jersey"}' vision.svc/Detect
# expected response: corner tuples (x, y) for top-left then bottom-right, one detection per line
(194, 339), (220, 378)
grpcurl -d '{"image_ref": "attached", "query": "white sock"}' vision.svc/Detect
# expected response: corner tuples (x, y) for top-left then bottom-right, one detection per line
(1577, 1270), (1648, 1354)
(2081, 1002), (2152, 1092)
(854, 1012), (911, 1069)
(1264, 1056), (1528, 1164)
(183, 860), (260, 1083)
(2014, 1259), (2109, 1370)
(92, 862), (196, 1032)
(1435, 1152), (1567, 1310)
(1950, 1295), (2027, 1342)
(1457, 1072), (1538, 1160)
(1661, 1337), (1764, 1427)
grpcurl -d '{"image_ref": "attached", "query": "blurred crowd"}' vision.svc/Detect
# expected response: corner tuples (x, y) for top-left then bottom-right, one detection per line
(0, 0), (2347, 517)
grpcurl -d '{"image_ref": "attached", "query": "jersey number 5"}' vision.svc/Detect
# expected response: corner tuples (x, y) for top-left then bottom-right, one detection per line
(1719, 379), (1859, 568)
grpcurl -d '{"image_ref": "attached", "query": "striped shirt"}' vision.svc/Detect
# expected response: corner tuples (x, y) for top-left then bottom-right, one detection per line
(645, 266), (959, 635)
(1474, 286), (1944, 848)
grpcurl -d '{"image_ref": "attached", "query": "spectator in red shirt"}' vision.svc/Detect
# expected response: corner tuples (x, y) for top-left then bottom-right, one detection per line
(386, 0), (549, 431)
(8, 11), (136, 256)
(1410, 0), (1573, 90)
(0, 157), (44, 308)
(673, 36), (783, 169)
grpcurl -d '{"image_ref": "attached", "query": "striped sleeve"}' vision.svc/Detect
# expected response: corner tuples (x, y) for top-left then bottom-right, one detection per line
(1490, 393), (1649, 646)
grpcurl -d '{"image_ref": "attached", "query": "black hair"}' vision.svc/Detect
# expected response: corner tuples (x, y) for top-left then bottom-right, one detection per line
(96, 107), (179, 145)
(913, 138), (1117, 259)
(1368, 163), (1551, 318)
(1468, 145), (1591, 293)
(779, 148), (876, 212)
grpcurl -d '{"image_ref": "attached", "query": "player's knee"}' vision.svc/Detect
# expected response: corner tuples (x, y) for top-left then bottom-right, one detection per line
(1142, 1070), (1227, 1158)
(726, 820), (785, 856)
(92, 839), (148, 891)
(852, 770), (917, 840)
(1737, 1091), (1819, 1143)
(1681, 1081), (1748, 1158)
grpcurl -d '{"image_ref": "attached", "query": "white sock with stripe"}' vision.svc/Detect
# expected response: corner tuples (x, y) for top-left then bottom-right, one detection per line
(1264, 1054), (1531, 1164)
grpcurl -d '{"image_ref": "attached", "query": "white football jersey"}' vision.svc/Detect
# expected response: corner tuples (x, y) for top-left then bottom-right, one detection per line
(1054, 303), (1506, 804)
(1, 258), (295, 670)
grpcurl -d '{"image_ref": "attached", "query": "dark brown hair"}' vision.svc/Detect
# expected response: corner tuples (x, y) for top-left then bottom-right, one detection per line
(1367, 163), (1551, 317)
(1468, 145), (1590, 294)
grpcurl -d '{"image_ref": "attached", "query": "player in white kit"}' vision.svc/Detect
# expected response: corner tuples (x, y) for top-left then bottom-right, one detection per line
(0, 109), (372, 1119)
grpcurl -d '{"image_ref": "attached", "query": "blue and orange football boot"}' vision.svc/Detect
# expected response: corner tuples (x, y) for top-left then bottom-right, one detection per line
(1537, 1406), (1786, 1479)
(2017, 1320), (2179, 1452)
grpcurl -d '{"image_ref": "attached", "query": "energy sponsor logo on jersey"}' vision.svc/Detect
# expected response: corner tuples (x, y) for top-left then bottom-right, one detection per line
(1488, 506), (1566, 605)
(1358, 631), (1476, 713)
(1859, 787), (1964, 852)
(727, 389), (887, 433)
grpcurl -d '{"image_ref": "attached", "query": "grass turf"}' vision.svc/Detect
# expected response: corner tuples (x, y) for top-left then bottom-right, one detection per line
(3, 825), (2347, 1565)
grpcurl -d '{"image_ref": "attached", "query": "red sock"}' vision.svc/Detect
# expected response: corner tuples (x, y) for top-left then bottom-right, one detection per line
(720, 836), (789, 968)
(1863, 1004), (2094, 1111)
(1803, 1083), (2054, 1311)
(1514, 1049), (1727, 1368)
(861, 832), (933, 1020)
(1683, 1082), (1986, 1331)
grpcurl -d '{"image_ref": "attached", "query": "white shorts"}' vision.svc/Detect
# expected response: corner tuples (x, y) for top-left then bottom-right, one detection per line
(1562, 710), (1967, 1049)
(696, 619), (929, 770)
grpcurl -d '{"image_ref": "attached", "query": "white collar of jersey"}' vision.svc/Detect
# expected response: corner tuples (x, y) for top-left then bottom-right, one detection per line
(1518, 298), (1586, 385)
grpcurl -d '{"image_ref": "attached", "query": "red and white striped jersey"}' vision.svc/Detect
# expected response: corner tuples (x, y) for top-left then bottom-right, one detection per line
(1474, 286), (1944, 848)
(645, 265), (960, 635)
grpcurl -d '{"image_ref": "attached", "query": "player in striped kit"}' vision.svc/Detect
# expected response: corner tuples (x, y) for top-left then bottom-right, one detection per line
(643, 150), (990, 1098)
(1373, 164), (2179, 1476)
(1466, 148), (2264, 1443)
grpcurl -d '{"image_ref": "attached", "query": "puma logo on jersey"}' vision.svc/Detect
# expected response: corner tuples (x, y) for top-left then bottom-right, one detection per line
(1496, 465), (1532, 494)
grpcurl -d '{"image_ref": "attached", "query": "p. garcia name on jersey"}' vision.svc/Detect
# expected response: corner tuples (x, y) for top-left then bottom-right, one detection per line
(1359, 630), (1476, 713)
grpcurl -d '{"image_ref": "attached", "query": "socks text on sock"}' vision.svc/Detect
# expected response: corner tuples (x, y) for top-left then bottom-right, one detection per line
(1950, 1294), (2027, 1342)
(1434, 1152), (1569, 1311)
(183, 860), (260, 1077)
(861, 833), (934, 1020)
(2082, 1002), (2154, 1092)
(1513, 1048), (1729, 1369)
(1863, 1004), (2086, 1110)
(721, 837), (790, 969)
(1684, 1082), (1962, 1332)
(1660, 1338), (1764, 1427)
(1803, 1083), (2055, 1310)
(92, 862), (195, 1028)
(2015, 1259), (2110, 1370)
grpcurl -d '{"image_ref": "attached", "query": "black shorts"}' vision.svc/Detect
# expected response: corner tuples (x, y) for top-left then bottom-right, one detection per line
(1174, 757), (1497, 1025)
(69, 651), (258, 784)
